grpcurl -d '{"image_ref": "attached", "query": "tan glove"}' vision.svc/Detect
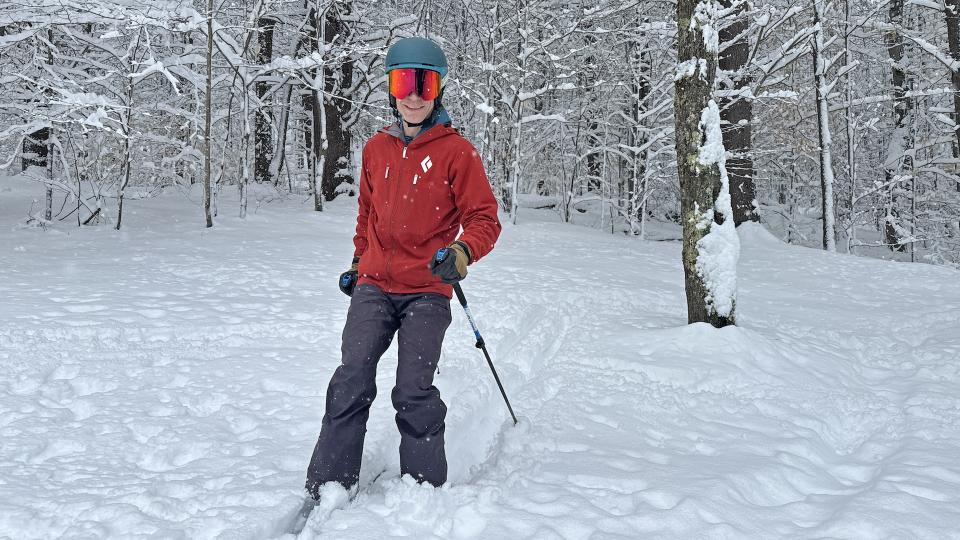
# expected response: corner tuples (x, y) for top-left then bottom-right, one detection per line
(429, 241), (471, 284)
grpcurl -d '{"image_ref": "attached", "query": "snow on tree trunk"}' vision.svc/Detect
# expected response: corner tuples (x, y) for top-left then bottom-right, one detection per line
(811, 0), (836, 252)
(883, 0), (909, 251)
(675, 0), (739, 328)
(312, 0), (326, 212)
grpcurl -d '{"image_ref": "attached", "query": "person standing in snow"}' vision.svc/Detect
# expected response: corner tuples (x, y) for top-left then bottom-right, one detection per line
(303, 37), (501, 499)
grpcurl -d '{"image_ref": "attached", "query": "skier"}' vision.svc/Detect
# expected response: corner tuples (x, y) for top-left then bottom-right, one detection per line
(303, 37), (502, 502)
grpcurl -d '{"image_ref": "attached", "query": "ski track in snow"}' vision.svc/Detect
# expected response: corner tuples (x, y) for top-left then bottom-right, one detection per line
(1, 177), (960, 539)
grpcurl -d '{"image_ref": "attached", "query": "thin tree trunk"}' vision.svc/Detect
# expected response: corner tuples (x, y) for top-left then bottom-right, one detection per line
(627, 18), (651, 235)
(844, 0), (858, 252)
(311, 1), (325, 211)
(116, 74), (134, 230)
(509, 0), (527, 225)
(44, 28), (54, 222)
(945, 0), (960, 193)
(480, 4), (504, 209)
(45, 134), (54, 222)
(271, 84), (295, 186)
(883, 0), (908, 250)
(812, 0), (837, 251)
(203, 0), (214, 228)
(240, 62), (251, 219)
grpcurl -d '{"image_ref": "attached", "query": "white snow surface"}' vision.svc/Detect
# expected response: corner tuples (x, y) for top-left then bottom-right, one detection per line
(2, 176), (960, 539)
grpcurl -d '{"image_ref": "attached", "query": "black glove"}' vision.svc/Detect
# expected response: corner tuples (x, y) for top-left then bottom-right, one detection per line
(338, 258), (360, 297)
(429, 241), (471, 284)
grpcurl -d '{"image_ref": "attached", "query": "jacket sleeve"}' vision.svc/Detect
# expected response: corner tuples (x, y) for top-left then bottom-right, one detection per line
(450, 141), (502, 263)
(353, 145), (372, 259)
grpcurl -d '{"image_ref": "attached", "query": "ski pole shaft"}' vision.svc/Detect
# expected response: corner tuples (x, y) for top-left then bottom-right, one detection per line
(451, 281), (518, 426)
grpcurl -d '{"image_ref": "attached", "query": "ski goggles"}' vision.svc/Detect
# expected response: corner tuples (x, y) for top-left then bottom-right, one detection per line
(388, 68), (442, 101)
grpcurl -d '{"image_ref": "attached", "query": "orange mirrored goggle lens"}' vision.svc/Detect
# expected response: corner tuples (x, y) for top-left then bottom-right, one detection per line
(389, 68), (441, 101)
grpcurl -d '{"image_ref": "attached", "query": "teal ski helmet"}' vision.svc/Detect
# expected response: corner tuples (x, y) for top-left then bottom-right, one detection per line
(385, 37), (449, 78)
(385, 37), (448, 118)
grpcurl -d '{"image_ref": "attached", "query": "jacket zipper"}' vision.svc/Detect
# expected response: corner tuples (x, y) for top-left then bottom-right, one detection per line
(384, 141), (409, 284)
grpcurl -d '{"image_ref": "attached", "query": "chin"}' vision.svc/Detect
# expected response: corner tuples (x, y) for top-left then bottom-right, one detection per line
(401, 104), (434, 124)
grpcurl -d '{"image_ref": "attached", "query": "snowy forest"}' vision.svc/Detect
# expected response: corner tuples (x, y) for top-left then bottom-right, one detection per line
(3, 0), (960, 267)
(4, 1), (960, 538)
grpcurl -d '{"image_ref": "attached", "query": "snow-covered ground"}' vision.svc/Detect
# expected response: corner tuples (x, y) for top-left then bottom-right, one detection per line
(2, 175), (960, 539)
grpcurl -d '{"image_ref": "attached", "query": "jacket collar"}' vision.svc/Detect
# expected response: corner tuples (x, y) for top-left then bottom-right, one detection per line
(381, 107), (453, 147)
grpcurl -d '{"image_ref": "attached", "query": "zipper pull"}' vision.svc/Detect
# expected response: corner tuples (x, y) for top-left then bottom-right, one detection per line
(402, 146), (408, 159)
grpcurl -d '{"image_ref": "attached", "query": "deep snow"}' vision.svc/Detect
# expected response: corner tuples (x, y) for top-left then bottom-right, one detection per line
(1, 175), (959, 539)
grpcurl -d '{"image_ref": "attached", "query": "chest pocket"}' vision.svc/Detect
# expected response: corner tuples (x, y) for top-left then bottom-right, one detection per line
(370, 157), (398, 209)
(394, 155), (454, 245)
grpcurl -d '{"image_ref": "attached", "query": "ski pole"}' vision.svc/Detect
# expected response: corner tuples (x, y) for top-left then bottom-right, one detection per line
(435, 248), (518, 426)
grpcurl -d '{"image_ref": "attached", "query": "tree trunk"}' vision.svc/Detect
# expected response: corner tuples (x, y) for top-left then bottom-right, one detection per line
(812, 0), (837, 251)
(945, 0), (960, 193)
(45, 134), (53, 222)
(718, 0), (757, 226)
(509, 0), (527, 224)
(843, 0), (858, 252)
(883, 0), (909, 250)
(320, 1), (354, 202)
(203, 0), (214, 228)
(21, 128), (49, 173)
(626, 22), (651, 236)
(254, 15), (276, 184)
(271, 84), (295, 187)
(301, 1), (321, 210)
(675, 0), (738, 327)
(116, 74), (135, 230)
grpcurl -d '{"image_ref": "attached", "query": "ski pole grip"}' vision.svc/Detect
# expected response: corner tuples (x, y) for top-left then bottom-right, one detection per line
(434, 248), (447, 265)
(340, 273), (354, 288)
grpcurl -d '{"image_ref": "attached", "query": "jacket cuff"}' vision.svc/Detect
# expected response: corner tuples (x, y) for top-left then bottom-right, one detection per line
(453, 240), (473, 264)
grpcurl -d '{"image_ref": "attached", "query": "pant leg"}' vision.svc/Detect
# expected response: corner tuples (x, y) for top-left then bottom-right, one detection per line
(306, 284), (399, 493)
(391, 292), (452, 487)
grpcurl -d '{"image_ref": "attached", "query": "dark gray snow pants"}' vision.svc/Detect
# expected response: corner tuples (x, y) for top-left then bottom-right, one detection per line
(305, 283), (451, 493)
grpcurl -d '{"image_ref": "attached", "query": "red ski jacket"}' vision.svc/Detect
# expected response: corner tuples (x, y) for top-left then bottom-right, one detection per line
(353, 119), (501, 298)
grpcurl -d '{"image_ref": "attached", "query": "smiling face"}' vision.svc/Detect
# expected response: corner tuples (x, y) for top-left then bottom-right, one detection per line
(397, 93), (435, 126)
